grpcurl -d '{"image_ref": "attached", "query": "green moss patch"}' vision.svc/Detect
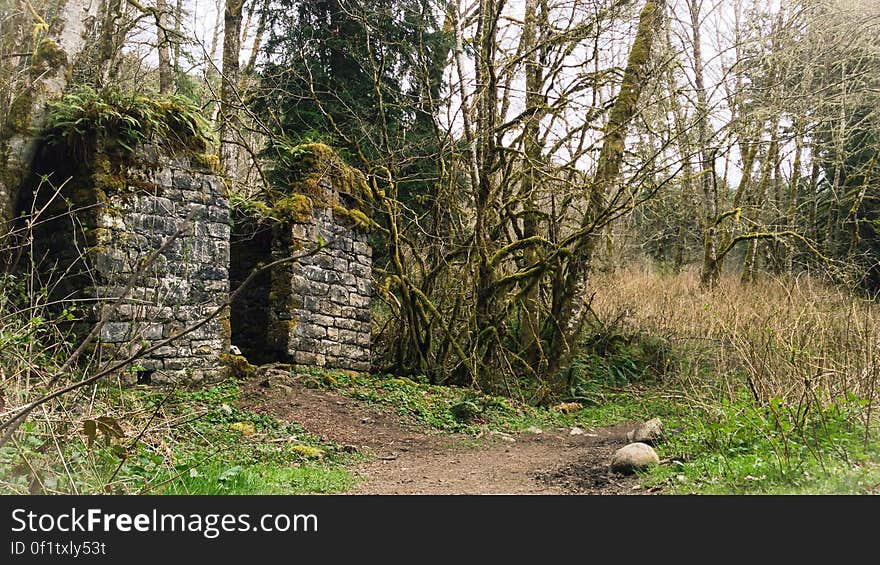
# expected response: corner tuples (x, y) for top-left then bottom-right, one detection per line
(234, 141), (375, 232)
(273, 194), (314, 223)
(31, 38), (67, 77)
(219, 353), (257, 380)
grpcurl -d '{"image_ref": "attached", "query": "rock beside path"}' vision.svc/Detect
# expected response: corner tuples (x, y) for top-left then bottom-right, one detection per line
(626, 418), (664, 445)
(610, 442), (660, 474)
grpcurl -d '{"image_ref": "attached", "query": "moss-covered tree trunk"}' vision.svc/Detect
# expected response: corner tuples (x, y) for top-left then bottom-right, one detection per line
(518, 0), (546, 368)
(0, 0), (102, 229)
(686, 0), (720, 289)
(219, 0), (243, 179)
(546, 0), (665, 380)
(473, 0), (500, 390)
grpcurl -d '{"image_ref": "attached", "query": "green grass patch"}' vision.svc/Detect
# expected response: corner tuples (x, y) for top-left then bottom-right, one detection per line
(299, 371), (677, 436)
(0, 379), (359, 495)
(162, 461), (355, 495)
(640, 393), (880, 494)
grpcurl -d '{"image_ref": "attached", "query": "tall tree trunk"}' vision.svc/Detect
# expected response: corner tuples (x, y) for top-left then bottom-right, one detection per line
(741, 129), (778, 284)
(785, 124), (804, 274)
(808, 154), (821, 245)
(243, 0), (270, 76)
(688, 0), (719, 288)
(519, 0), (544, 367)
(219, 0), (243, 176)
(156, 0), (173, 94)
(665, 25), (694, 274)
(0, 0), (103, 227)
(207, 0), (224, 86)
(547, 0), (665, 380)
(173, 0), (183, 71)
(473, 0), (499, 390)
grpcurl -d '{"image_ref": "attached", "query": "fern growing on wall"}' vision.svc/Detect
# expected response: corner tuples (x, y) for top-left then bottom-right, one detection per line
(42, 86), (215, 162)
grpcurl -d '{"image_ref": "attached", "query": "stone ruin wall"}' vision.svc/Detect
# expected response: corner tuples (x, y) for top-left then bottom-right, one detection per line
(31, 145), (231, 384)
(29, 142), (372, 383)
(274, 192), (372, 373)
(92, 148), (232, 383)
(231, 178), (372, 374)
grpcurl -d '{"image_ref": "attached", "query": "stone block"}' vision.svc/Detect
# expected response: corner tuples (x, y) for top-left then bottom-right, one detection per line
(208, 222), (230, 239)
(163, 358), (190, 370)
(303, 296), (322, 311)
(356, 279), (371, 295)
(340, 273), (357, 286)
(314, 253), (334, 269)
(350, 293), (370, 309)
(351, 263), (370, 278)
(305, 325), (327, 339)
(141, 323), (164, 340)
(205, 206), (229, 222)
(100, 322), (131, 342)
(312, 314), (335, 327)
(153, 346), (177, 358)
(339, 343), (367, 360)
(172, 172), (194, 190)
(330, 287), (349, 305)
(294, 351), (318, 365)
(339, 330), (358, 345)
(334, 317), (358, 331)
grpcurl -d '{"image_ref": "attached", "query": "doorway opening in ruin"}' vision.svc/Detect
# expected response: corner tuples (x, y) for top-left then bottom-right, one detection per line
(230, 222), (275, 364)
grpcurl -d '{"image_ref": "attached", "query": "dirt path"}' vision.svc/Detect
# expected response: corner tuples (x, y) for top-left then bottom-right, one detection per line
(239, 374), (653, 495)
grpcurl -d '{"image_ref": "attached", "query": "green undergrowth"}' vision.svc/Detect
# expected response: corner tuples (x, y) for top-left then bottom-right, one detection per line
(0, 379), (358, 495)
(640, 392), (880, 495)
(297, 370), (678, 435)
(3, 364), (875, 494)
(562, 328), (676, 401)
(42, 86), (216, 166)
(147, 381), (357, 495)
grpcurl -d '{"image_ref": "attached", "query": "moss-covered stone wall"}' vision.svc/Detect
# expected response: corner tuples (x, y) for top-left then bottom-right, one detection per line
(28, 143), (231, 384)
(272, 192), (372, 373)
(231, 144), (372, 374)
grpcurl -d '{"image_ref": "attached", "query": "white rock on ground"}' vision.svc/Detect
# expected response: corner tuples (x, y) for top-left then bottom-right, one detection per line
(610, 442), (660, 474)
(626, 417), (664, 445)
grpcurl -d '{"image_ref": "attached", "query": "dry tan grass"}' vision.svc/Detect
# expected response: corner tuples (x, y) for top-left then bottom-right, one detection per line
(589, 266), (880, 415)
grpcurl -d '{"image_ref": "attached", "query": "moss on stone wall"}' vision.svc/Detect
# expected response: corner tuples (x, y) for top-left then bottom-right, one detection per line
(6, 90), (36, 134)
(192, 152), (221, 172)
(268, 318), (297, 354)
(234, 142), (374, 233)
(218, 353), (256, 379)
(330, 203), (378, 232)
(43, 86), (215, 164)
(278, 142), (371, 203)
(268, 263), (292, 305)
(273, 194), (313, 223)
